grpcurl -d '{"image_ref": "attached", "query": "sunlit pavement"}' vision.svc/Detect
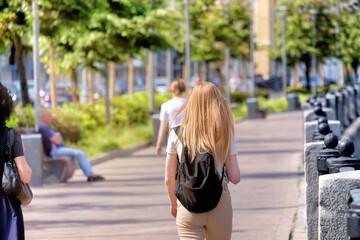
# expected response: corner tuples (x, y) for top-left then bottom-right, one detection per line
(23, 111), (305, 240)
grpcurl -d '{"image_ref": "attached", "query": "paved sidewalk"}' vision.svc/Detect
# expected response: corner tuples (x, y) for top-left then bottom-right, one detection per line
(23, 111), (305, 240)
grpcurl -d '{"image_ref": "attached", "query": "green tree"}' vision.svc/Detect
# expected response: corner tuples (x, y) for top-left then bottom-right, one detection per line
(0, 0), (31, 106)
(38, 0), (174, 102)
(228, 1), (250, 60)
(339, 8), (360, 83)
(38, 0), (106, 104)
(272, 0), (336, 90)
(172, 0), (250, 89)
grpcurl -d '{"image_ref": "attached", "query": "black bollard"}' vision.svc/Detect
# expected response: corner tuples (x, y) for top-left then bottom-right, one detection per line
(316, 133), (341, 175)
(308, 103), (327, 122)
(313, 122), (332, 142)
(327, 139), (360, 174)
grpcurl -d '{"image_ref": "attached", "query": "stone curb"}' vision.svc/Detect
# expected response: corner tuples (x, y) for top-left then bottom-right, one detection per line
(87, 139), (153, 166)
(290, 153), (307, 240)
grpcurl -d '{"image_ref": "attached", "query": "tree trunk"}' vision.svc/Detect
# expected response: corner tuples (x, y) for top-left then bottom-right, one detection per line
(205, 62), (210, 82)
(109, 62), (116, 100)
(128, 59), (134, 95)
(351, 59), (359, 84)
(241, 60), (248, 92)
(294, 61), (300, 87)
(182, 63), (187, 84)
(12, 31), (30, 106)
(319, 63), (325, 88)
(346, 62), (352, 85)
(217, 66), (225, 93)
(146, 58), (150, 94)
(88, 68), (94, 104)
(49, 42), (57, 108)
(70, 67), (79, 104)
(200, 61), (206, 82)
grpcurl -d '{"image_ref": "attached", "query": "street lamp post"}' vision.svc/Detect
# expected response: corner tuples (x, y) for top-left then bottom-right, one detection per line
(278, 6), (287, 96)
(184, 0), (191, 87)
(249, 0), (255, 96)
(148, 52), (155, 113)
(310, 9), (318, 95)
(32, 1), (40, 131)
(224, 0), (231, 103)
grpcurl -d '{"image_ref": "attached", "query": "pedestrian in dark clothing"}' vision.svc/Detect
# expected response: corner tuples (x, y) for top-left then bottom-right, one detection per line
(0, 82), (32, 239)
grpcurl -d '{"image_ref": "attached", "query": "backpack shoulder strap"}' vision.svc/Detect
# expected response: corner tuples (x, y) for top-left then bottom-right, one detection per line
(6, 127), (15, 162)
(220, 165), (225, 182)
(172, 125), (180, 137)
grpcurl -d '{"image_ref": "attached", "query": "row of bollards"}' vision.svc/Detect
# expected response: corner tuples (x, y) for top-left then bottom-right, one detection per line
(303, 85), (360, 240)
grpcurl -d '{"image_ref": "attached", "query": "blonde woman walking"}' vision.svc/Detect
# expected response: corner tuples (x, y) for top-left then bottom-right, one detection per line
(165, 82), (240, 240)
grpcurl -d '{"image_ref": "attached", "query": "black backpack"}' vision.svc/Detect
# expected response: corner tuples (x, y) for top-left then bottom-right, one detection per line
(174, 126), (224, 213)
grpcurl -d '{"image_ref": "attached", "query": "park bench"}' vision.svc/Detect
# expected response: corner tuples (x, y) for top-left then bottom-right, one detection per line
(42, 151), (76, 184)
(19, 127), (76, 184)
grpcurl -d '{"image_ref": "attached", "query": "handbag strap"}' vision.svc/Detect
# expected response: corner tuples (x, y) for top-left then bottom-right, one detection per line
(5, 127), (14, 163)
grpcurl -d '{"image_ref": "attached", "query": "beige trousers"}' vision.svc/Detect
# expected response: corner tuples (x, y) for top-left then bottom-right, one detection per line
(176, 184), (233, 240)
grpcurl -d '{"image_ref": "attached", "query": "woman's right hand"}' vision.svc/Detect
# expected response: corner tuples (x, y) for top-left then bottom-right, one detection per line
(156, 144), (162, 156)
(225, 154), (241, 184)
(170, 203), (177, 218)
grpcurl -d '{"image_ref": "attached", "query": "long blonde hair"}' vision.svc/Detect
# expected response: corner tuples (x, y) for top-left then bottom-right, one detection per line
(171, 82), (234, 165)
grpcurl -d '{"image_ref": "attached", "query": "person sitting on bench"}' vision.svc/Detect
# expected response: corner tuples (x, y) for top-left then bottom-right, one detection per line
(39, 110), (105, 182)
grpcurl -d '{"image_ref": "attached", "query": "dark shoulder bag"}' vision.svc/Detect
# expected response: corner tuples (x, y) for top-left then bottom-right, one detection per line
(2, 128), (33, 206)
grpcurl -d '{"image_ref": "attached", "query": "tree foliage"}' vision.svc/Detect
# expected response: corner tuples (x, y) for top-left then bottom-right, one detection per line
(272, 0), (337, 89)
(339, 7), (360, 79)
(0, 0), (32, 106)
(38, 0), (175, 102)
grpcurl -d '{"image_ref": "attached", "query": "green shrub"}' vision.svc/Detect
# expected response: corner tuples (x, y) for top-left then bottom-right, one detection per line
(7, 104), (35, 129)
(231, 91), (249, 103)
(65, 123), (153, 157)
(50, 104), (83, 143)
(316, 84), (337, 94)
(80, 103), (106, 130)
(258, 96), (288, 112)
(287, 86), (311, 94)
(126, 93), (150, 124)
(255, 88), (270, 98)
(232, 102), (248, 120)
(155, 93), (173, 110)
(111, 92), (150, 127)
(316, 86), (331, 93)
(298, 93), (311, 103)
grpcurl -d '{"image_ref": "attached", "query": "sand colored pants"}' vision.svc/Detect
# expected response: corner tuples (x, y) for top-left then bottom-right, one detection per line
(176, 184), (233, 240)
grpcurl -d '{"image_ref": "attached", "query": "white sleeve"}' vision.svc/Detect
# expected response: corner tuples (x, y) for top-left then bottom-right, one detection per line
(166, 129), (178, 154)
(159, 103), (168, 122)
(230, 134), (238, 155)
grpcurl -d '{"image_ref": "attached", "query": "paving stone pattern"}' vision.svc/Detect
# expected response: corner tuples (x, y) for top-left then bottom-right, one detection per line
(23, 111), (304, 240)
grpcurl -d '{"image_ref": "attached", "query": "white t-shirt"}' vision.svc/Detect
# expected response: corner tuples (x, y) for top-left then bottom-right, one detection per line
(159, 97), (187, 127)
(166, 128), (238, 179)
